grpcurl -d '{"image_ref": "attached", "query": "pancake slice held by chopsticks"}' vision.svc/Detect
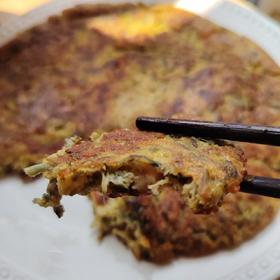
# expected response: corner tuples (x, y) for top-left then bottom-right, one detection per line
(24, 129), (246, 217)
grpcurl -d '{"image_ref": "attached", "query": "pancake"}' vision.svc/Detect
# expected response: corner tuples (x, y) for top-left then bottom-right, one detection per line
(25, 129), (246, 216)
(91, 190), (276, 263)
(0, 3), (279, 262)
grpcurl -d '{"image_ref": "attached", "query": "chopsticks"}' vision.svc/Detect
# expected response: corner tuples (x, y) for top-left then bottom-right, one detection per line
(136, 117), (280, 146)
(136, 116), (280, 199)
(241, 176), (280, 198)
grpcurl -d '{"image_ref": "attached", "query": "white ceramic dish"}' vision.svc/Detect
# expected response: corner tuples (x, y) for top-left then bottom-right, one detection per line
(0, 1), (280, 280)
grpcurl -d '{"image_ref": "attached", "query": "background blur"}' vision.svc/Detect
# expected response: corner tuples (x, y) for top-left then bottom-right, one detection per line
(0, 0), (49, 14)
(0, 0), (260, 14)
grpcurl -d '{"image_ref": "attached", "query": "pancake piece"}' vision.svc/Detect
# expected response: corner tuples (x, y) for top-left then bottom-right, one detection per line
(91, 190), (276, 263)
(24, 129), (246, 216)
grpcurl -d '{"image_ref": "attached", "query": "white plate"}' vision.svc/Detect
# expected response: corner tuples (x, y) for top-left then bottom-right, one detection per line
(0, 1), (280, 280)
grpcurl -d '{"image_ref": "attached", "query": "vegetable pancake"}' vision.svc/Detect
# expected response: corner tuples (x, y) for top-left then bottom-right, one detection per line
(0, 3), (279, 262)
(91, 190), (276, 264)
(25, 129), (246, 216)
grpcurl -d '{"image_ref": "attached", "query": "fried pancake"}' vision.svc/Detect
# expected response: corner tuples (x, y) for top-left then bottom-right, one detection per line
(0, 3), (279, 262)
(91, 190), (276, 263)
(0, 4), (279, 178)
(25, 129), (246, 216)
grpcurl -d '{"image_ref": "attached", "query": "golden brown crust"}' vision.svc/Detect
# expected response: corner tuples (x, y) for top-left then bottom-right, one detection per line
(92, 190), (277, 263)
(26, 129), (246, 215)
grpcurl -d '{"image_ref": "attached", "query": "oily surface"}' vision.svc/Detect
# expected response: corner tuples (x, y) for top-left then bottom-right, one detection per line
(30, 129), (245, 214)
(0, 4), (279, 178)
(92, 190), (276, 263)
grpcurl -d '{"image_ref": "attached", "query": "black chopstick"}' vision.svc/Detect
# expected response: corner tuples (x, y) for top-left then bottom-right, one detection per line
(136, 117), (280, 146)
(241, 176), (280, 198)
(136, 116), (280, 198)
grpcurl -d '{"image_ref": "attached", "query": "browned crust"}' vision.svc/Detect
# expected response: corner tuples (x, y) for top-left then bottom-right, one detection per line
(61, 3), (138, 20)
(92, 190), (277, 263)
